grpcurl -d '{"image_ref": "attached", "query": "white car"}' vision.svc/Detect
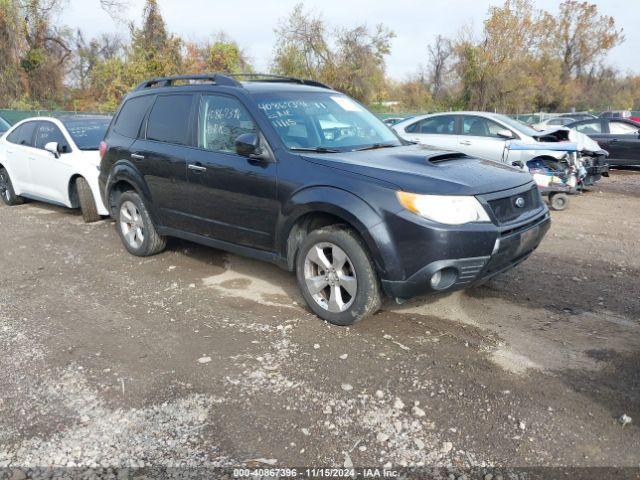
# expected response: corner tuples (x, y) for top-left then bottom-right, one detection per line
(0, 115), (110, 222)
(392, 111), (600, 166)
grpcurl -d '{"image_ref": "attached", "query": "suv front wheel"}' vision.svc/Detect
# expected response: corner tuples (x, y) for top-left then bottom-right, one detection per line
(115, 191), (166, 256)
(296, 226), (381, 325)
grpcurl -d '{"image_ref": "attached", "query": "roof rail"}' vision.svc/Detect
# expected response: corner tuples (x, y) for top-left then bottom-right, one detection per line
(134, 74), (242, 91)
(228, 73), (332, 90)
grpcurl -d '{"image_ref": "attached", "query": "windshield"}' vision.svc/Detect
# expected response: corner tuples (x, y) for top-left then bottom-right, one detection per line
(62, 118), (110, 150)
(0, 117), (10, 132)
(492, 114), (541, 137)
(253, 91), (402, 152)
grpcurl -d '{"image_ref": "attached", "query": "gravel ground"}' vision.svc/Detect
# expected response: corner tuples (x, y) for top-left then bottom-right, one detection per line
(0, 170), (639, 475)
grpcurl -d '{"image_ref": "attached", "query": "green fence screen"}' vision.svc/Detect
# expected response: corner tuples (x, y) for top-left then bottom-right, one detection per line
(0, 109), (113, 125)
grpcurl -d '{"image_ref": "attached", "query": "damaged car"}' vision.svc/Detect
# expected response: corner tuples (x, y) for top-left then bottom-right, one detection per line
(392, 111), (609, 187)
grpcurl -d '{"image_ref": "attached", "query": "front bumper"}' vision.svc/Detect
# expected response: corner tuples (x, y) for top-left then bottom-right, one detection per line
(381, 212), (550, 299)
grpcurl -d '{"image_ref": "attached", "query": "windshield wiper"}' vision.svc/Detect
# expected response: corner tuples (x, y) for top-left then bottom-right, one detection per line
(289, 147), (341, 153)
(352, 143), (400, 151)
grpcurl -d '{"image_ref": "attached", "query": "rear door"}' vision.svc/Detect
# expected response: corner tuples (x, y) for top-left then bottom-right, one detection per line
(401, 115), (459, 151)
(129, 93), (195, 231)
(458, 115), (509, 162)
(30, 121), (74, 204)
(183, 92), (278, 250)
(601, 120), (640, 166)
(3, 121), (38, 194)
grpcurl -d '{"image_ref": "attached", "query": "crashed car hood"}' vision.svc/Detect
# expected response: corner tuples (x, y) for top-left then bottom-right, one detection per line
(300, 145), (533, 196)
(533, 126), (604, 153)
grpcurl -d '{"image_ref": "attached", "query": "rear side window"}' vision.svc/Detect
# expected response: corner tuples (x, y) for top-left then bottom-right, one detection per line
(406, 115), (457, 134)
(7, 122), (37, 146)
(146, 95), (193, 145)
(609, 121), (638, 135)
(113, 95), (154, 138)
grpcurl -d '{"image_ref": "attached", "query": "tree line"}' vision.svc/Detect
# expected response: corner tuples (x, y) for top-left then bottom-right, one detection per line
(0, 0), (637, 114)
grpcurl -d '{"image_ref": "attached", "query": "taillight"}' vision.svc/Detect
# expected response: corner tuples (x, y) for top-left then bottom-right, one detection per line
(99, 141), (107, 160)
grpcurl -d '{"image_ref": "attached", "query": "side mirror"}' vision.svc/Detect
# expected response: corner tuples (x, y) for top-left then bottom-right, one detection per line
(496, 129), (515, 139)
(44, 141), (60, 158)
(235, 133), (262, 158)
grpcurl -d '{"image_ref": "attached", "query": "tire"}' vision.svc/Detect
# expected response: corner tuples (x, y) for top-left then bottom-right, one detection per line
(115, 191), (166, 256)
(296, 225), (381, 326)
(0, 167), (24, 206)
(75, 177), (101, 223)
(549, 192), (568, 211)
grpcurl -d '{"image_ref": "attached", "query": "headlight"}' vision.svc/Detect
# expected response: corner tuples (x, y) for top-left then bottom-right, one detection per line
(396, 192), (491, 225)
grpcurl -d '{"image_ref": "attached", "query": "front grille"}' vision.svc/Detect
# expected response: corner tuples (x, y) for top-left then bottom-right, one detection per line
(487, 186), (541, 224)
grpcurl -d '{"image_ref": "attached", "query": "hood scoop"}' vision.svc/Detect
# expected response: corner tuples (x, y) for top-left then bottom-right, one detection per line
(427, 152), (469, 164)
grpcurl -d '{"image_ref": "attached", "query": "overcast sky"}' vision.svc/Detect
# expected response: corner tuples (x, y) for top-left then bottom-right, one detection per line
(59, 0), (640, 79)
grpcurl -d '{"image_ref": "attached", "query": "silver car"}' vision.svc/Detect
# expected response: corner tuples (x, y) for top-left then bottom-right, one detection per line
(392, 111), (579, 165)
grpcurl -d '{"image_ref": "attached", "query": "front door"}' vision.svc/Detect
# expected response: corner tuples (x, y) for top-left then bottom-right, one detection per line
(459, 115), (509, 162)
(30, 121), (74, 205)
(601, 120), (640, 166)
(184, 93), (279, 251)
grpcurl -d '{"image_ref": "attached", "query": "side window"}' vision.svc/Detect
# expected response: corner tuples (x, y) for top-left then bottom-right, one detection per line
(146, 94), (194, 145)
(574, 121), (602, 134)
(461, 116), (506, 137)
(6, 125), (23, 144)
(8, 122), (38, 147)
(609, 121), (638, 135)
(198, 95), (257, 153)
(34, 122), (70, 152)
(113, 95), (154, 138)
(406, 115), (456, 135)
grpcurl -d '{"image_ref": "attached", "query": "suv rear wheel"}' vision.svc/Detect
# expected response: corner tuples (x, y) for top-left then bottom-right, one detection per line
(115, 191), (166, 256)
(296, 226), (381, 325)
(0, 167), (24, 206)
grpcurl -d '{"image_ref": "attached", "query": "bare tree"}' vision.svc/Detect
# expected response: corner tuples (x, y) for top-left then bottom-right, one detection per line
(427, 35), (452, 99)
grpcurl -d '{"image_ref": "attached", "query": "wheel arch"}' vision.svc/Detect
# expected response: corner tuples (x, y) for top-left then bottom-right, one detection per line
(279, 187), (388, 275)
(105, 162), (154, 218)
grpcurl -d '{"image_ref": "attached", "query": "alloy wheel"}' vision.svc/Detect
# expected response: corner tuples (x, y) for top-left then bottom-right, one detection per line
(303, 242), (357, 313)
(119, 200), (145, 249)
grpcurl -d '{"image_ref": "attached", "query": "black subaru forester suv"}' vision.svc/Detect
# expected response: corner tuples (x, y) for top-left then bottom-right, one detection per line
(99, 73), (550, 325)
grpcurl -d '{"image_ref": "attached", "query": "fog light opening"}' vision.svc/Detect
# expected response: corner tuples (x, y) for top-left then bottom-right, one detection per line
(430, 267), (457, 290)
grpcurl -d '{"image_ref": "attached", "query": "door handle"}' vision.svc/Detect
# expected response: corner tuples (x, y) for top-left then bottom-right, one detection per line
(460, 140), (472, 145)
(131, 153), (145, 160)
(6, 150), (14, 154)
(188, 163), (207, 173)
(610, 138), (619, 142)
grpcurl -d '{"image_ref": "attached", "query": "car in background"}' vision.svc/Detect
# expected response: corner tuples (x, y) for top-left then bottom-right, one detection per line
(599, 110), (640, 123)
(99, 73), (550, 325)
(392, 111), (576, 165)
(382, 117), (405, 127)
(0, 116), (10, 135)
(392, 111), (609, 185)
(0, 115), (111, 221)
(566, 117), (640, 167)
(559, 112), (596, 122)
(532, 116), (576, 131)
